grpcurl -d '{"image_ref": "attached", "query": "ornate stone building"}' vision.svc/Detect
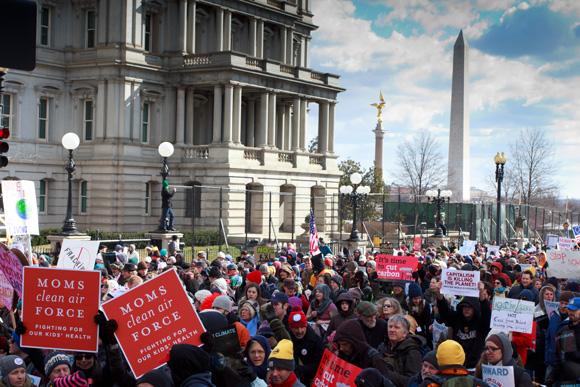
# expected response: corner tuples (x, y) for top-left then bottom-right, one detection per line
(0, 0), (343, 242)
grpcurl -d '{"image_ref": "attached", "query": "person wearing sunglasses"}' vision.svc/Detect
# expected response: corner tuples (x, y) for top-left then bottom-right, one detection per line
(493, 277), (508, 298)
(72, 352), (114, 386)
(474, 333), (531, 387)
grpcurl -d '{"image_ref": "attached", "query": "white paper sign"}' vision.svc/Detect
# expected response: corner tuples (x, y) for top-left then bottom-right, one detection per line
(432, 320), (447, 347)
(57, 240), (100, 270)
(545, 300), (559, 319)
(487, 245), (500, 259)
(440, 269), (480, 297)
(450, 297), (461, 310)
(482, 364), (515, 387)
(459, 240), (477, 256)
(491, 297), (535, 333)
(544, 250), (580, 279)
(519, 264), (532, 272)
(546, 234), (559, 249)
(559, 238), (574, 251)
(527, 246), (537, 253)
(1, 180), (39, 235)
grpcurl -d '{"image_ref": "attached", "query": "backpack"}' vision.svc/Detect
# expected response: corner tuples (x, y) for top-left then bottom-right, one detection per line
(424, 374), (482, 387)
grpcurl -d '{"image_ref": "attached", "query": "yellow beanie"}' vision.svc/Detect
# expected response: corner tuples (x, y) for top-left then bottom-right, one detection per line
(437, 340), (465, 366)
(268, 339), (295, 370)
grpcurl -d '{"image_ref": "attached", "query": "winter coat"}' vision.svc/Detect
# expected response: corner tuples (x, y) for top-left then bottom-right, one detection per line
(548, 319), (580, 384)
(406, 298), (431, 338)
(358, 316), (388, 349)
(327, 293), (358, 333)
(508, 283), (539, 304)
(379, 334), (425, 387)
(419, 365), (490, 387)
(289, 325), (324, 386)
(545, 310), (568, 365)
(181, 372), (216, 387)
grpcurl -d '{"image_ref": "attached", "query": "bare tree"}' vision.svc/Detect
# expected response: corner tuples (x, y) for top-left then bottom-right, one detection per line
(394, 129), (446, 197)
(508, 127), (558, 205)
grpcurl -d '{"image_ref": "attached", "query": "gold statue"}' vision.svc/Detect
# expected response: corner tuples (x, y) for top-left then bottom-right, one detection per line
(370, 91), (386, 123)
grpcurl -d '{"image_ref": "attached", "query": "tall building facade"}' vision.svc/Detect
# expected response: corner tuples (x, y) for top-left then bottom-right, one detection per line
(0, 0), (344, 241)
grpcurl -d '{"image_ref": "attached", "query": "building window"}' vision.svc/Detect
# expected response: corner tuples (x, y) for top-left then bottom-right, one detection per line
(39, 180), (47, 214)
(86, 10), (96, 48)
(1, 94), (11, 130)
(145, 182), (152, 215)
(80, 181), (88, 214)
(83, 100), (94, 140)
(144, 13), (152, 51)
(40, 7), (50, 46)
(142, 102), (150, 143)
(38, 98), (49, 140)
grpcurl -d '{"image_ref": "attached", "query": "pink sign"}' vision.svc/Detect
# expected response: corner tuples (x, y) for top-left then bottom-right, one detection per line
(0, 271), (14, 309)
(0, 247), (24, 298)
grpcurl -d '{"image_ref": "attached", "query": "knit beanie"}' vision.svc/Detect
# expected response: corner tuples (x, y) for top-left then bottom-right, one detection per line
(407, 283), (423, 299)
(240, 300), (258, 319)
(366, 261), (376, 270)
(487, 332), (512, 363)
(283, 278), (296, 290)
(354, 368), (387, 387)
(257, 321), (274, 338)
(53, 371), (89, 387)
(324, 258), (333, 267)
(519, 289), (533, 301)
(246, 270), (262, 285)
(194, 289), (212, 303)
(136, 369), (174, 387)
(546, 277), (559, 289)
(288, 296), (303, 310)
(289, 306), (307, 329)
(0, 355), (25, 384)
(436, 340), (465, 366)
(211, 278), (228, 295)
(268, 339), (295, 370)
(259, 264), (270, 275)
(423, 350), (438, 368)
(331, 275), (343, 286)
(560, 291), (575, 304)
(45, 351), (71, 377)
(495, 277), (507, 287)
(348, 287), (362, 301)
(212, 295), (232, 312)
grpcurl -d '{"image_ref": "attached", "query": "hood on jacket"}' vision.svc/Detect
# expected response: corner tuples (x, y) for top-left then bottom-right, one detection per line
(487, 332), (512, 364)
(334, 292), (355, 317)
(334, 319), (370, 356)
(168, 344), (210, 386)
(456, 296), (481, 321)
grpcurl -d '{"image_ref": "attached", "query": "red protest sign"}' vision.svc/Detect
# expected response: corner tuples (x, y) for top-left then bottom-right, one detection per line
(375, 255), (418, 281)
(312, 349), (362, 387)
(413, 237), (421, 251)
(21, 267), (101, 352)
(101, 268), (205, 379)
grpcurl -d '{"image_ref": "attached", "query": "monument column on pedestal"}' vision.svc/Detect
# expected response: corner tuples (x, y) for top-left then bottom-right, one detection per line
(370, 91), (387, 172)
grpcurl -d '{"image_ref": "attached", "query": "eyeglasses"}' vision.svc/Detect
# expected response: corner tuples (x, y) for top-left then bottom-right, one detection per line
(75, 354), (93, 360)
(484, 346), (501, 353)
(249, 350), (265, 356)
(383, 304), (392, 308)
(101, 284), (108, 288)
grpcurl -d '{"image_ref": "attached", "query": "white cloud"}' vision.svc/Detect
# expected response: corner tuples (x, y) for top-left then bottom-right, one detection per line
(533, 0), (580, 18)
(500, 1), (530, 23)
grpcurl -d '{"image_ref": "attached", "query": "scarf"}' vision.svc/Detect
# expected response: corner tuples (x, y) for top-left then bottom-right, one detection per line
(313, 284), (333, 316)
(240, 314), (260, 336)
(269, 371), (297, 387)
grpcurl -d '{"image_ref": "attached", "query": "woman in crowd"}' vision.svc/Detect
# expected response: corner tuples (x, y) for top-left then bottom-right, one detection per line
(71, 352), (114, 386)
(239, 335), (271, 387)
(327, 293), (358, 334)
(238, 300), (261, 336)
(377, 297), (403, 321)
(493, 277), (509, 298)
(406, 283), (431, 338)
(239, 283), (267, 306)
(527, 285), (556, 382)
(306, 284), (337, 325)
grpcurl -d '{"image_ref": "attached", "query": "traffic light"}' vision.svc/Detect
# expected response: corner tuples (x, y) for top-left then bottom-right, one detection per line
(0, 126), (8, 167)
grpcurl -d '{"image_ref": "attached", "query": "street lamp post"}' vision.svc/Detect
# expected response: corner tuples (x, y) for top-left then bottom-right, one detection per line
(426, 189), (452, 237)
(494, 152), (507, 245)
(59, 132), (83, 236)
(340, 173), (371, 242)
(156, 142), (175, 231)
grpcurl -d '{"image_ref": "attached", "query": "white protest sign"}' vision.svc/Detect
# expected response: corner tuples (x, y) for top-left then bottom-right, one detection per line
(527, 246), (537, 253)
(545, 300), (559, 319)
(545, 250), (580, 279)
(482, 364), (515, 387)
(491, 297), (535, 333)
(459, 240), (477, 256)
(559, 238), (574, 251)
(487, 245), (500, 259)
(546, 234), (559, 249)
(450, 297), (461, 310)
(1, 181), (39, 235)
(432, 320), (447, 347)
(57, 240), (100, 270)
(440, 269), (480, 297)
(519, 264), (532, 273)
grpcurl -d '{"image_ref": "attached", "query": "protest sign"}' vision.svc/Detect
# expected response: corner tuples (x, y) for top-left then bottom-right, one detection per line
(558, 238), (574, 251)
(211, 325), (243, 372)
(312, 349), (362, 387)
(481, 364), (515, 387)
(375, 255), (418, 281)
(491, 297), (534, 334)
(1, 180), (39, 235)
(458, 240), (477, 256)
(450, 297), (461, 310)
(0, 243), (27, 299)
(379, 242), (394, 255)
(518, 264), (532, 273)
(413, 237), (421, 251)
(101, 268), (205, 378)
(0, 271), (14, 309)
(432, 320), (447, 348)
(527, 246), (537, 253)
(440, 269), (480, 297)
(545, 300), (559, 319)
(487, 245), (500, 259)
(546, 234), (559, 249)
(20, 267), (100, 352)
(545, 250), (580, 279)
(57, 239), (100, 270)
(254, 246), (275, 262)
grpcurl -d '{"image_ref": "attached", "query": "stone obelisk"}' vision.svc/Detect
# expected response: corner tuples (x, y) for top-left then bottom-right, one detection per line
(448, 30), (470, 202)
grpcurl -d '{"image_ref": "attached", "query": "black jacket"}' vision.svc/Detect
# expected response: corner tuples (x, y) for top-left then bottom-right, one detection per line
(289, 325), (325, 386)
(161, 188), (175, 209)
(358, 316), (387, 349)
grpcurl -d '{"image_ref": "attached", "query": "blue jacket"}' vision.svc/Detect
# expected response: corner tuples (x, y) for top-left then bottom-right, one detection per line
(545, 310), (568, 365)
(181, 372), (216, 387)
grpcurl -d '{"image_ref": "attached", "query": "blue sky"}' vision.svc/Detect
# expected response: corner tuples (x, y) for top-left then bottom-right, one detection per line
(309, 0), (580, 199)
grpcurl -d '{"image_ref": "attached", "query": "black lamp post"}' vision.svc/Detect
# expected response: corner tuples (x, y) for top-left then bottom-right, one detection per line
(340, 173), (371, 241)
(494, 152), (507, 245)
(426, 188), (452, 237)
(156, 141), (174, 231)
(59, 132), (83, 236)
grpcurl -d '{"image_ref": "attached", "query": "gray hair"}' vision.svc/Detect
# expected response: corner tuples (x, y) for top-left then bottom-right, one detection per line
(387, 314), (410, 333)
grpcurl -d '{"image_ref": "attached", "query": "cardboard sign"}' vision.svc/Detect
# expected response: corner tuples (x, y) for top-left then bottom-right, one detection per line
(546, 234), (559, 249)
(440, 269), (480, 297)
(545, 300), (559, 319)
(254, 246), (275, 262)
(21, 267), (101, 352)
(482, 364), (515, 387)
(0, 246), (25, 299)
(432, 320), (447, 347)
(545, 250), (580, 279)
(57, 240), (101, 270)
(491, 297), (534, 334)
(487, 245), (500, 259)
(1, 180), (39, 235)
(375, 255), (418, 281)
(0, 271), (14, 309)
(379, 242), (394, 255)
(559, 238), (574, 251)
(312, 349), (362, 387)
(211, 325), (243, 372)
(459, 240), (477, 256)
(413, 237), (421, 251)
(101, 268), (205, 378)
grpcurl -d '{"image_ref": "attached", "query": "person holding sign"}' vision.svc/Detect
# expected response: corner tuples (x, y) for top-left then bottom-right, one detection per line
(474, 332), (532, 387)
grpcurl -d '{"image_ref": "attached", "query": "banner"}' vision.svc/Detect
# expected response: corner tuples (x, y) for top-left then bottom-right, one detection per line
(0, 245), (26, 299)
(545, 250), (580, 279)
(312, 349), (362, 387)
(432, 320), (447, 348)
(0, 271), (14, 309)
(440, 269), (480, 297)
(375, 255), (418, 281)
(57, 240), (100, 270)
(20, 267), (101, 352)
(491, 297), (535, 333)
(101, 268), (205, 378)
(413, 237), (421, 251)
(559, 238), (574, 251)
(487, 245), (500, 259)
(482, 364), (515, 387)
(458, 240), (477, 256)
(1, 180), (39, 235)
(254, 246), (275, 262)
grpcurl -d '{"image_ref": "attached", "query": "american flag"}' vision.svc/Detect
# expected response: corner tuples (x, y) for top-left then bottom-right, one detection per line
(573, 226), (580, 244)
(309, 208), (321, 256)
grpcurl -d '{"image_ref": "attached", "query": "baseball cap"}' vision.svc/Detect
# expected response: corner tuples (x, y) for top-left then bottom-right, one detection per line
(566, 297), (580, 311)
(271, 292), (289, 304)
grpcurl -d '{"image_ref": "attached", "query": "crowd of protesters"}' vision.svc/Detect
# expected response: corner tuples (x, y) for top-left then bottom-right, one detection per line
(1, 236), (580, 387)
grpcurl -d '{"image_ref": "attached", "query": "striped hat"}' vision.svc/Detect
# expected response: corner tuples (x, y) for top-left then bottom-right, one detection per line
(53, 371), (89, 387)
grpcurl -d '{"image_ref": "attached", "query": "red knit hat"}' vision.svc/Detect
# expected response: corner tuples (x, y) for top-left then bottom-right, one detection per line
(246, 270), (262, 285)
(289, 306), (307, 329)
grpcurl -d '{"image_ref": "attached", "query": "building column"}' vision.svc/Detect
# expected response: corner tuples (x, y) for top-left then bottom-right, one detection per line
(292, 98), (300, 150)
(187, 0), (196, 54)
(280, 27), (287, 64)
(283, 103), (291, 150)
(328, 102), (335, 153)
(299, 99), (307, 150)
(267, 93), (277, 147)
(185, 88), (195, 145)
(224, 10), (231, 51)
(246, 97), (256, 147)
(215, 8), (224, 51)
(286, 29), (293, 65)
(233, 86), (242, 144)
(304, 37), (311, 68)
(318, 101), (328, 153)
(176, 88), (186, 144)
(249, 18), (256, 57)
(213, 85), (223, 143)
(178, 0), (187, 52)
(276, 105), (284, 149)
(257, 20), (264, 59)
(223, 84), (233, 143)
(257, 92), (268, 147)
